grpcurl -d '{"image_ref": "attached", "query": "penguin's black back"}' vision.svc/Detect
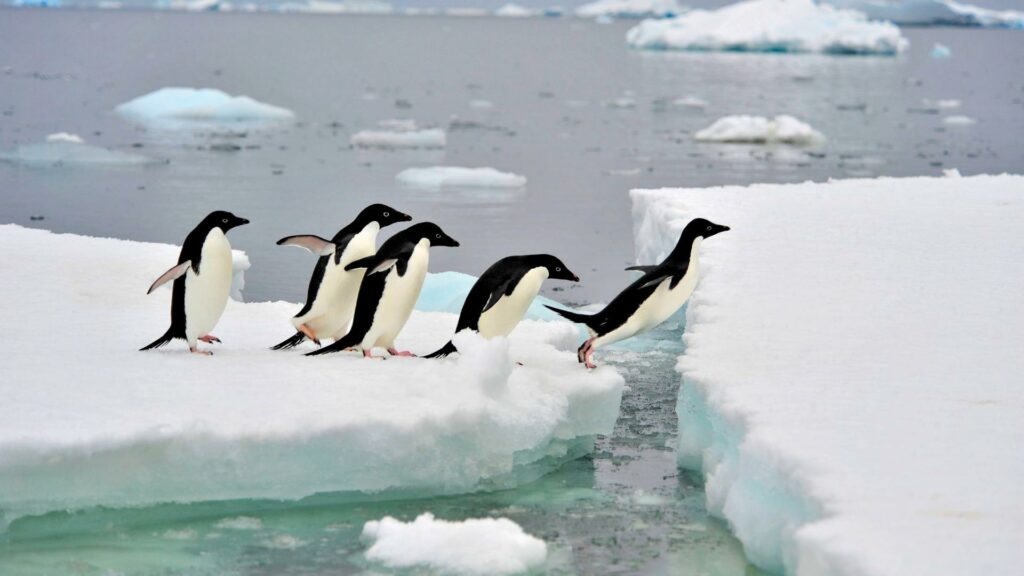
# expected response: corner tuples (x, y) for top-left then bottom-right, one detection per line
(454, 256), (533, 332)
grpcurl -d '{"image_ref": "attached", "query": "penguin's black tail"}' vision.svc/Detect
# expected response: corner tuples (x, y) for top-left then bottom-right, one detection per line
(271, 331), (308, 351)
(544, 305), (598, 330)
(424, 341), (458, 359)
(140, 327), (176, 351)
(306, 332), (359, 357)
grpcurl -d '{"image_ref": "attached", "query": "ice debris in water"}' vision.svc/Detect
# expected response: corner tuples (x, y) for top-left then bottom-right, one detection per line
(362, 512), (547, 575)
(495, 3), (534, 17)
(350, 122), (446, 149)
(115, 87), (295, 127)
(45, 132), (84, 143)
(943, 114), (975, 125)
(0, 133), (157, 166)
(930, 42), (952, 58)
(827, 0), (1024, 28)
(694, 115), (824, 145)
(214, 516), (263, 530)
(626, 0), (909, 55)
(575, 0), (681, 19)
(396, 166), (527, 190)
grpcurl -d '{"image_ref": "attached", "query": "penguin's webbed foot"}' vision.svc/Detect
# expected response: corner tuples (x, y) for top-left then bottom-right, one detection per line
(298, 324), (318, 344)
(387, 348), (416, 357)
(363, 350), (385, 361)
(199, 335), (221, 344)
(190, 347), (213, 356)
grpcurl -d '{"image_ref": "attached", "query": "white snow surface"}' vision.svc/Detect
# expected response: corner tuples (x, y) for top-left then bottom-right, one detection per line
(694, 115), (824, 145)
(396, 167), (527, 190)
(626, 0), (908, 55)
(115, 87), (295, 127)
(575, 0), (681, 19)
(0, 225), (622, 526)
(826, 0), (1024, 28)
(350, 128), (446, 149)
(362, 512), (547, 575)
(631, 175), (1024, 575)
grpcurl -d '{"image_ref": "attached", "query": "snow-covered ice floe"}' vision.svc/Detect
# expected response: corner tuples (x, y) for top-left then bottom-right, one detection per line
(826, 0), (1024, 28)
(396, 166), (527, 190)
(0, 133), (159, 167)
(115, 87), (295, 128)
(631, 175), (1024, 575)
(495, 3), (535, 17)
(0, 225), (622, 526)
(694, 115), (824, 145)
(362, 513), (547, 575)
(626, 0), (908, 55)
(575, 0), (681, 19)
(350, 128), (446, 149)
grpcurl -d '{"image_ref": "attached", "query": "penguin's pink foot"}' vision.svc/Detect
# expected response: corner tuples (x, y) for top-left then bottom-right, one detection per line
(190, 347), (213, 356)
(298, 324), (320, 345)
(577, 338), (595, 364)
(362, 349), (384, 360)
(584, 347), (597, 369)
(199, 335), (221, 344)
(387, 348), (416, 357)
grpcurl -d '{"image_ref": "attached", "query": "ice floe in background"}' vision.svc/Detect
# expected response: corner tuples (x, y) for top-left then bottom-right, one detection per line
(921, 97), (960, 110)
(396, 166), (527, 190)
(350, 122), (446, 149)
(0, 133), (160, 167)
(631, 175), (1024, 575)
(362, 513), (547, 575)
(575, 0), (681, 19)
(626, 0), (909, 55)
(115, 87), (295, 129)
(930, 42), (952, 58)
(694, 115), (825, 145)
(495, 3), (535, 17)
(274, 0), (394, 14)
(0, 225), (623, 527)
(826, 0), (1024, 28)
(943, 114), (976, 125)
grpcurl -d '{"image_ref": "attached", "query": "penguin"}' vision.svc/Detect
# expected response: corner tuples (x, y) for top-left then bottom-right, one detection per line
(306, 222), (459, 358)
(140, 210), (250, 355)
(271, 204), (412, 350)
(424, 254), (579, 358)
(545, 218), (729, 369)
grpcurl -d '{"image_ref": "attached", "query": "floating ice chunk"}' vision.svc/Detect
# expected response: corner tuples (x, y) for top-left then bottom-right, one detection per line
(495, 3), (534, 17)
(45, 132), (84, 144)
(294, 0), (393, 14)
(445, 7), (488, 16)
(694, 115), (824, 145)
(215, 516), (263, 530)
(943, 168), (962, 177)
(673, 96), (708, 108)
(470, 99), (495, 109)
(362, 513), (547, 575)
(396, 166), (527, 190)
(115, 87), (294, 128)
(930, 42), (952, 58)
(575, 0), (680, 19)
(943, 114), (976, 125)
(0, 225), (621, 526)
(626, 0), (909, 55)
(350, 128), (446, 149)
(826, 0), (1024, 28)
(631, 175), (1024, 575)
(922, 98), (960, 109)
(603, 96), (637, 109)
(10, 0), (61, 6)
(0, 135), (157, 167)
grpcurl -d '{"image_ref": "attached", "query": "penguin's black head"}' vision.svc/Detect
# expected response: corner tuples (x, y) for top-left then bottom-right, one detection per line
(688, 218), (730, 239)
(205, 210), (249, 232)
(406, 222), (459, 247)
(529, 254), (579, 282)
(358, 203), (412, 228)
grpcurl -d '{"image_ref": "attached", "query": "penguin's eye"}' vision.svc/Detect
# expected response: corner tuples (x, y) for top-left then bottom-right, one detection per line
(556, 267), (561, 272)
(706, 225), (712, 231)
(383, 211), (390, 217)
(435, 233), (441, 239)
(222, 218), (229, 224)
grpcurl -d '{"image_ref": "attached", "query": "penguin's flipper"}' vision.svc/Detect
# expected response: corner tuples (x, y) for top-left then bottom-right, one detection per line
(147, 261), (191, 294)
(424, 341), (458, 359)
(368, 259), (398, 275)
(344, 255), (377, 271)
(637, 274), (671, 291)
(625, 265), (657, 274)
(276, 235), (336, 256)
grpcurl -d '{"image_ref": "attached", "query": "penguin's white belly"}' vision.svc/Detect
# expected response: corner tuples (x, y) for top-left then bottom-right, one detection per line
(295, 226), (378, 338)
(478, 268), (547, 338)
(184, 229), (233, 342)
(363, 241), (429, 349)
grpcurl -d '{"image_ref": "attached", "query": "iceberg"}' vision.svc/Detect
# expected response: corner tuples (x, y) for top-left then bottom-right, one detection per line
(626, 0), (909, 55)
(575, 0), (681, 19)
(362, 513), (547, 575)
(0, 133), (158, 167)
(396, 166), (527, 190)
(631, 175), (1024, 575)
(825, 0), (1024, 28)
(115, 87), (295, 128)
(350, 128), (446, 149)
(495, 3), (534, 17)
(694, 115), (825, 145)
(0, 225), (623, 527)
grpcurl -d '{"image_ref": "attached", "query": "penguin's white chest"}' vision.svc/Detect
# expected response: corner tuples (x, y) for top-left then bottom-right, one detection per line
(184, 228), (233, 341)
(296, 223), (379, 337)
(478, 267), (548, 338)
(364, 239), (430, 348)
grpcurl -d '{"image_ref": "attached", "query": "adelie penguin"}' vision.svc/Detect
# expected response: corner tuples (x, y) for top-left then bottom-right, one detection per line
(306, 222), (459, 358)
(140, 210), (250, 355)
(271, 204), (412, 350)
(546, 218), (729, 369)
(425, 254), (579, 358)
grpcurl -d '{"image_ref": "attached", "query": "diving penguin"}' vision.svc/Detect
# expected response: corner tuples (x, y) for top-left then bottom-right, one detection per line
(140, 210), (250, 355)
(425, 254), (579, 358)
(545, 218), (729, 368)
(271, 204), (412, 350)
(306, 222), (459, 358)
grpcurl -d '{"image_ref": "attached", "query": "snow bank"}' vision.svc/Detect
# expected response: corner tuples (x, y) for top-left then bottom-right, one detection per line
(575, 0), (680, 19)
(495, 3), (534, 17)
(350, 128), (446, 149)
(631, 175), (1024, 575)
(0, 134), (158, 167)
(115, 88), (295, 128)
(0, 225), (622, 526)
(362, 513), (547, 575)
(396, 167), (527, 190)
(694, 115), (824, 145)
(626, 0), (908, 55)
(827, 0), (1024, 28)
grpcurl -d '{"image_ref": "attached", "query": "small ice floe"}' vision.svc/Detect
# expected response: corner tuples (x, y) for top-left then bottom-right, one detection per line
(495, 3), (534, 17)
(931, 43), (952, 59)
(943, 115), (976, 126)
(0, 133), (158, 167)
(291, 0), (394, 15)
(672, 96), (708, 109)
(575, 0), (680, 19)
(626, 0), (909, 55)
(115, 87), (294, 128)
(603, 96), (637, 109)
(943, 168), (962, 177)
(262, 534), (307, 550)
(922, 98), (961, 110)
(469, 99), (495, 110)
(362, 513), (547, 575)
(350, 126), (446, 149)
(605, 167), (642, 176)
(162, 528), (198, 540)
(214, 516), (263, 530)
(694, 115), (825, 145)
(396, 166), (526, 190)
